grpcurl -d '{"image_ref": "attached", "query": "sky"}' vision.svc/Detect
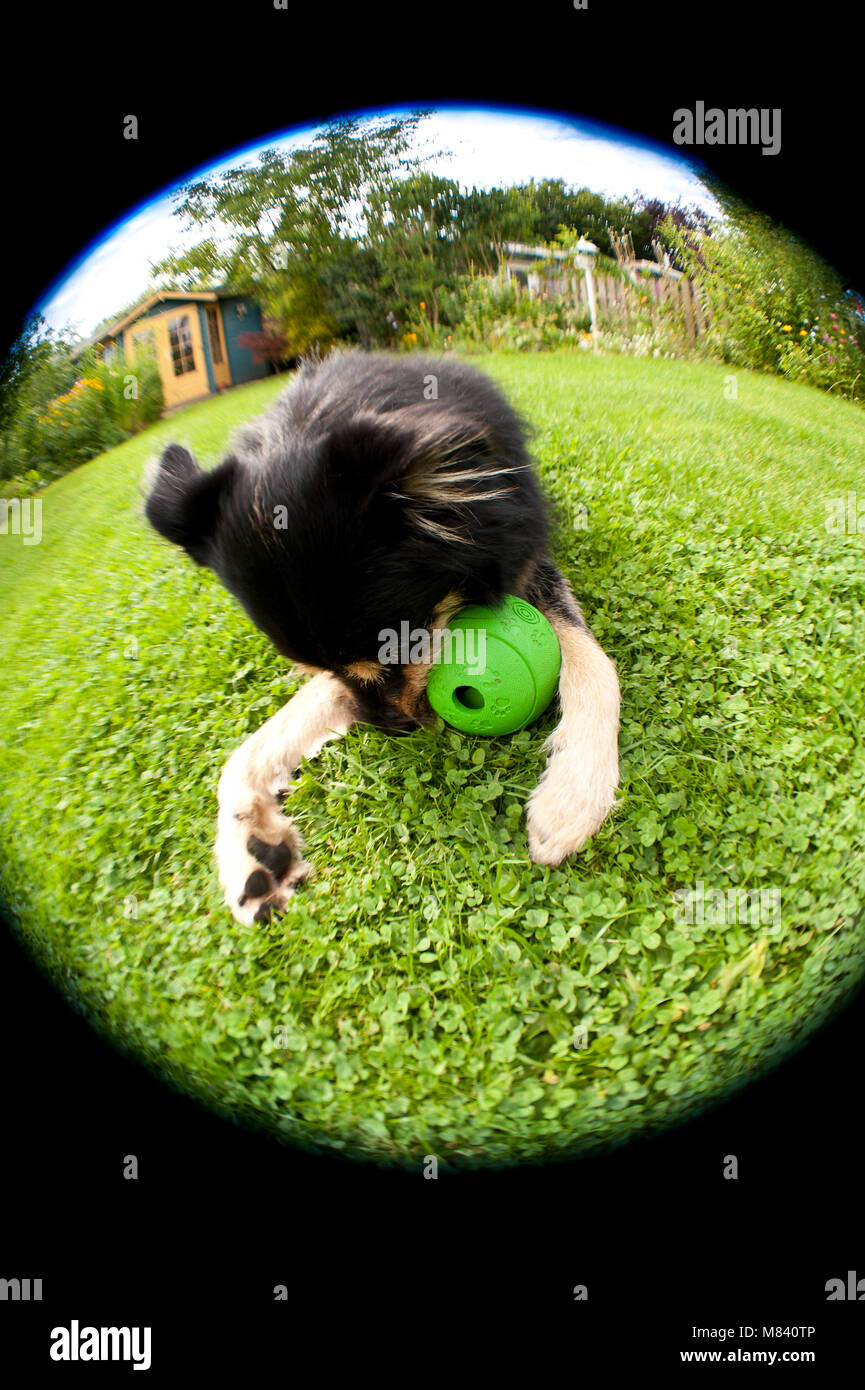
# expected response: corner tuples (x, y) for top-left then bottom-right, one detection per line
(38, 105), (715, 340)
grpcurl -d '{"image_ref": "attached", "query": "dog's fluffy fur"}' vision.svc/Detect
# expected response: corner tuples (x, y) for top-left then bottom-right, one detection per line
(146, 350), (620, 924)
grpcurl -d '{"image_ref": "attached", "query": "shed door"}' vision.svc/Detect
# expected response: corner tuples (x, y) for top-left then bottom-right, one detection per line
(205, 305), (231, 388)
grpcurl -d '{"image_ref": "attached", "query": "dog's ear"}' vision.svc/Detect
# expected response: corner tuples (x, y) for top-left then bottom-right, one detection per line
(145, 444), (237, 562)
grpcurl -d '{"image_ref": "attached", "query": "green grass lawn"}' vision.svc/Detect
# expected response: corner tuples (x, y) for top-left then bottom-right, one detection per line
(1, 351), (864, 1168)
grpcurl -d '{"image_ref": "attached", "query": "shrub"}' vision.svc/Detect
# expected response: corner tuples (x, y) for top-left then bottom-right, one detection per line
(236, 321), (290, 369)
(775, 297), (863, 399)
(664, 186), (865, 402)
(452, 275), (594, 352)
(38, 347), (162, 472)
(266, 274), (338, 360)
(0, 319), (80, 485)
(1, 341), (163, 491)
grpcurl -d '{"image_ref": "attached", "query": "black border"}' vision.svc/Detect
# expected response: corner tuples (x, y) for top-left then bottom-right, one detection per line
(2, 0), (862, 1366)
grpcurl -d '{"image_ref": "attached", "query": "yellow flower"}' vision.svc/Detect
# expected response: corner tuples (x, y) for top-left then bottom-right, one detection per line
(419, 301), (426, 310)
(781, 324), (792, 332)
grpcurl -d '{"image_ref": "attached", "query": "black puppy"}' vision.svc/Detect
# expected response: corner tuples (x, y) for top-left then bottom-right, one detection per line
(146, 350), (620, 924)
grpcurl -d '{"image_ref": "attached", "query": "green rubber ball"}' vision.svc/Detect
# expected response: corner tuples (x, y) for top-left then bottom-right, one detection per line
(426, 595), (562, 736)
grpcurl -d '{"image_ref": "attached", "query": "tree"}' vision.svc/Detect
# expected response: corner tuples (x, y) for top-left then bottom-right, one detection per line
(365, 173), (466, 333)
(1, 316), (70, 428)
(453, 185), (530, 273)
(152, 113), (430, 354)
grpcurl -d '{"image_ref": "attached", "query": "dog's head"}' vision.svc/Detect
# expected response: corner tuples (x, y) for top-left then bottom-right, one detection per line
(145, 354), (548, 728)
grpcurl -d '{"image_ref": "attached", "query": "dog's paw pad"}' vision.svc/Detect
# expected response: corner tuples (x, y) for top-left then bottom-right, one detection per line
(238, 867), (272, 905)
(248, 834), (311, 891)
(217, 809), (311, 927)
(247, 834), (295, 880)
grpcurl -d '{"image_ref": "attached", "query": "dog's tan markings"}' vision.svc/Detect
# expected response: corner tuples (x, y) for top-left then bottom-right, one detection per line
(393, 591), (464, 721)
(431, 591), (465, 630)
(401, 461), (523, 506)
(251, 471), (273, 532)
(344, 659), (386, 686)
(293, 661), (326, 679)
(525, 597), (621, 867)
(399, 412), (513, 498)
(405, 512), (473, 545)
(513, 555), (539, 599)
(380, 407), (528, 544)
(215, 672), (357, 925)
(395, 662), (430, 721)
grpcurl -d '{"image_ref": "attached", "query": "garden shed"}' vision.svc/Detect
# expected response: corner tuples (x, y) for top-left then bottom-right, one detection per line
(75, 288), (270, 411)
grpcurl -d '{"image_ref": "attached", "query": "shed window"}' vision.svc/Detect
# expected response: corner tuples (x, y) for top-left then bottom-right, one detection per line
(168, 315), (196, 376)
(206, 305), (224, 365)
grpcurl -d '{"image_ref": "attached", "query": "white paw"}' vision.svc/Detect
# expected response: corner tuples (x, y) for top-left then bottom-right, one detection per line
(215, 788), (311, 927)
(526, 736), (619, 867)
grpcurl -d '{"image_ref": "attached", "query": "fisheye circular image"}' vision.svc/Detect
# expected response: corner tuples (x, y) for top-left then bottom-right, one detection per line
(1, 106), (863, 1168)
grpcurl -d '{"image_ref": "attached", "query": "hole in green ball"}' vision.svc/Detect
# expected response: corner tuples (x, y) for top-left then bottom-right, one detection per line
(454, 685), (485, 711)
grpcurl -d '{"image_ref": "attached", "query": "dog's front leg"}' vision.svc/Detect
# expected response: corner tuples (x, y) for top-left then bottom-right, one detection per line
(522, 563), (621, 866)
(215, 672), (357, 924)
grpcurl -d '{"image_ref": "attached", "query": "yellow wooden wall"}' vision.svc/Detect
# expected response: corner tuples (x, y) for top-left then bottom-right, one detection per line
(123, 304), (229, 410)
